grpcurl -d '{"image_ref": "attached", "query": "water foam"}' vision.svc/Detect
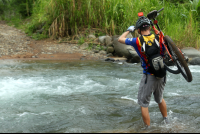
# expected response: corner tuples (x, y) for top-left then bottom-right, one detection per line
(188, 65), (200, 73)
(121, 96), (137, 103)
(167, 92), (180, 96)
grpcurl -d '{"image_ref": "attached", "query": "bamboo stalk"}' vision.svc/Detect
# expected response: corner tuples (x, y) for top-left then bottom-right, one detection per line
(72, 0), (75, 17)
(62, 16), (65, 37)
(26, 0), (29, 16)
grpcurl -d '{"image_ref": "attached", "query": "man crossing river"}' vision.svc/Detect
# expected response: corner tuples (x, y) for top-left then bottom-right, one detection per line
(118, 16), (169, 129)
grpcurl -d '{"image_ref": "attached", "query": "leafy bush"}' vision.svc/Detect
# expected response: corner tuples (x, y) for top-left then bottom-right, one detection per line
(78, 37), (85, 45)
(9, 0), (35, 18)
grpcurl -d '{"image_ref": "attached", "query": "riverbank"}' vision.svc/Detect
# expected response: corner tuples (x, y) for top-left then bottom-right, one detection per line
(0, 21), (107, 61)
(1, 21), (200, 66)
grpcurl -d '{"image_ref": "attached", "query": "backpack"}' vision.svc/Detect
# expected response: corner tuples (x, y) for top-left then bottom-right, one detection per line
(139, 34), (166, 79)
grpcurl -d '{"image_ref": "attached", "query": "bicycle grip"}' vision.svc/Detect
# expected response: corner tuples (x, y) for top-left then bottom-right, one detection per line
(158, 8), (164, 13)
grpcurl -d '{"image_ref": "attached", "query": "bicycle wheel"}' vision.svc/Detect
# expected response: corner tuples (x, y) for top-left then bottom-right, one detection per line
(164, 64), (180, 74)
(164, 35), (193, 82)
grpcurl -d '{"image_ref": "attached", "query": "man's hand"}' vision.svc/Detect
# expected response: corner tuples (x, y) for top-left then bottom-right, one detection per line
(127, 26), (135, 33)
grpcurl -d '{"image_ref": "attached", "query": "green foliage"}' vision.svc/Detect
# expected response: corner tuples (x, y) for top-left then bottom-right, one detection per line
(87, 43), (94, 51)
(196, 0), (200, 22)
(94, 30), (106, 37)
(25, 22), (38, 35)
(198, 0), (200, 12)
(0, 5), (4, 15)
(0, 0), (35, 19)
(31, 33), (48, 40)
(7, 17), (22, 27)
(78, 37), (85, 45)
(96, 44), (104, 51)
(9, 0), (33, 18)
(163, 0), (191, 4)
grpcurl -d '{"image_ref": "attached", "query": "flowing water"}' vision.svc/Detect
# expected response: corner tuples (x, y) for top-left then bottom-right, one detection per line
(0, 59), (199, 133)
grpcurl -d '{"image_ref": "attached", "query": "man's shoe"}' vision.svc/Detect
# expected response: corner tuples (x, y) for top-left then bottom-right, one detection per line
(141, 125), (151, 130)
(163, 117), (170, 124)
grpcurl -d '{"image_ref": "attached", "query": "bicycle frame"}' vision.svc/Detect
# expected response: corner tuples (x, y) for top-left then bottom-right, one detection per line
(150, 19), (175, 62)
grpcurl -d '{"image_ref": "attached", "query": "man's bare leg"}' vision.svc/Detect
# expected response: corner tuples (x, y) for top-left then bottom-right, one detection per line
(141, 107), (150, 126)
(158, 99), (167, 118)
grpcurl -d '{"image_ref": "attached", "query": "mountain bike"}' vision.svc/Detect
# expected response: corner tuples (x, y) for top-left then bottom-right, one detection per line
(139, 8), (192, 82)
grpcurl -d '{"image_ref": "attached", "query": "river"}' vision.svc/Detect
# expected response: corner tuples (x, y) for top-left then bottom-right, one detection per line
(0, 59), (199, 133)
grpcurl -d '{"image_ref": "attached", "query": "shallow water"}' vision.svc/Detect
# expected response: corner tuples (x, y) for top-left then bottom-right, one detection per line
(0, 59), (199, 133)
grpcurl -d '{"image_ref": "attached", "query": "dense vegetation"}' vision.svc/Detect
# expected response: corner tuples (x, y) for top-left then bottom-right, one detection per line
(0, 0), (199, 48)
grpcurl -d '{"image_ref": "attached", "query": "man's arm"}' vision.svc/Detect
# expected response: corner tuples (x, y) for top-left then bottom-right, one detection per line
(118, 31), (130, 44)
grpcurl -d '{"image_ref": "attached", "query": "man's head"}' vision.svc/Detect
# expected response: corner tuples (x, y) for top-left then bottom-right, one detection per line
(136, 16), (151, 35)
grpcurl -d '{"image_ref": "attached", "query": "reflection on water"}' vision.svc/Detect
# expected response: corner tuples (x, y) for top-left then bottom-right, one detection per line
(0, 59), (199, 133)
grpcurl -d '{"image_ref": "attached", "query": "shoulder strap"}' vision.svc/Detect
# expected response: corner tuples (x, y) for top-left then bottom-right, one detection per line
(154, 34), (160, 48)
(139, 35), (145, 52)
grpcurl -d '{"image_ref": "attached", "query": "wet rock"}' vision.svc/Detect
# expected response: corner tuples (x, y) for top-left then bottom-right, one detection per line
(99, 35), (111, 45)
(105, 57), (127, 62)
(128, 56), (140, 63)
(99, 50), (107, 55)
(98, 36), (106, 44)
(105, 36), (112, 46)
(80, 43), (89, 50)
(127, 46), (138, 57)
(105, 57), (115, 62)
(181, 47), (200, 58)
(107, 46), (114, 53)
(87, 34), (96, 39)
(107, 41), (113, 47)
(112, 35), (120, 41)
(107, 53), (113, 57)
(113, 32), (135, 59)
(93, 50), (99, 53)
(189, 57), (200, 65)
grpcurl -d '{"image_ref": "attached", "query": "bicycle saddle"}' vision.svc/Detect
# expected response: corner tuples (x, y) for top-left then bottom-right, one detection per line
(147, 10), (158, 20)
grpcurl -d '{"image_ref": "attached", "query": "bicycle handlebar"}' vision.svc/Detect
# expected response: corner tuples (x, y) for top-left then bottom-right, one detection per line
(158, 8), (164, 13)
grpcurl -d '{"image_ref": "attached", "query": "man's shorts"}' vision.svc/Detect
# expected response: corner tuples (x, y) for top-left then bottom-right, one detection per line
(137, 74), (166, 107)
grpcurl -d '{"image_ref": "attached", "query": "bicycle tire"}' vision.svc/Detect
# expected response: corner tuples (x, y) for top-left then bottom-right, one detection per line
(164, 35), (193, 82)
(164, 64), (180, 74)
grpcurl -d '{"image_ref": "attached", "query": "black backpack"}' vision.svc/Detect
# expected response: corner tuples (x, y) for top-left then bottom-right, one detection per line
(139, 34), (166, 79)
